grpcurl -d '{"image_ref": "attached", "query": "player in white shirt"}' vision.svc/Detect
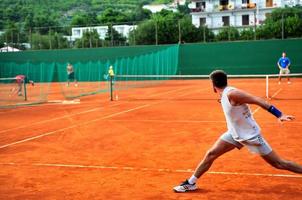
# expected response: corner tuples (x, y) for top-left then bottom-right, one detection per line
(173, 70), (302, 193)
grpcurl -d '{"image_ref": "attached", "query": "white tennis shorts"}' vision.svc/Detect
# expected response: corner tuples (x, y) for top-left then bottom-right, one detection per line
(220, 131), (272, 156)
(279, 68), (290, 75)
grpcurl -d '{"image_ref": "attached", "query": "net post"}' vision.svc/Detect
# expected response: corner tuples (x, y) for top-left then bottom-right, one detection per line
(23, 79), (27, 101)
(266, 75), (269, 99)
(110, 75), (113, 101)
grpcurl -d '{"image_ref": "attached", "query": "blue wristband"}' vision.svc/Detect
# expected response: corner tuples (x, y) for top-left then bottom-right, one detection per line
(268, 106), (282, 118)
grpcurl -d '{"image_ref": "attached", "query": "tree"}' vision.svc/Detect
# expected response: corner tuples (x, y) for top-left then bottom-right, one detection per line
(216, 27), (240, 41)
(71, 13), (98, 27)
(97, 8), (129, 24)
(128, 10), (214, 45)
(30, 32), (68, 50)
(128, 20), (156, 45)
(179, 16), (214, 43)
(239, 28), (255, 40)
(105, 25), (127, 46)
(1, 22), (27, 49)
(256, 6), (302, 39)
(75, 29), (102, 48)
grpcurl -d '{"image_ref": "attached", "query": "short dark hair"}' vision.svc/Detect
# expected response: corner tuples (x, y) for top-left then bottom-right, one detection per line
(210, 70), (228, 88)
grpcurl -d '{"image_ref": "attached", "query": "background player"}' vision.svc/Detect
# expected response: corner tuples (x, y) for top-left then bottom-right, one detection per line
(277, 52), (291, 84)
(67, 63), (78, 87)
(12, 75), (34, 96)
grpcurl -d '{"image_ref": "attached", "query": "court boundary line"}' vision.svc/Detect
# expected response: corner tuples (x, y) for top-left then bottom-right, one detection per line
(0, 85), (209, 149)
(0, 85), (195, 134)
(103, 119), (302, 124)
(0, 104), (150, 149)
(0, 162), (301, 179)
(252, 88), (283, 115)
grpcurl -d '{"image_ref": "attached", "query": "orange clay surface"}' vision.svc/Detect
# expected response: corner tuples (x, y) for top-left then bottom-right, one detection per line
(0, 78), (302, 200)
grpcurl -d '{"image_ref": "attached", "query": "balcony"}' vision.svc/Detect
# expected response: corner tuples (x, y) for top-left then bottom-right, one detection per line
(190, 7), (205, 12)
(190, 2), (258, 13)
(241, 3), (257, 9)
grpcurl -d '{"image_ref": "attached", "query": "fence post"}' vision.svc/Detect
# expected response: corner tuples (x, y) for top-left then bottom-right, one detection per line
(254, 9), (257, 40)
(203, 25), (206, 43)
(111, 24), (114, 46)
(281, 12), (284, 40)
(155, 21), (158, 45)
(178, 20), (181, 44)
(49, 27), (52, 49)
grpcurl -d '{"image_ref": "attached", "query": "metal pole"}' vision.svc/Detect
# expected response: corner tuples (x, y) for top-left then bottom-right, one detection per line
(11, 31), (13, 50)
(49, 27), (52, 49)
(23, 79), (27, 101)
(29, 28), (32, 50)
(155, 21), (158, 45)
(203, 26), (206, 43)
(178, 20), (181, 44)
(281, 12), (284, 40)
(89, 28), (92, 48)
(254, 9), (257, 40)
(111, 24), (113, 46)
(110, 75), (113, 101)
(133, 22), (136, 45)
(266, 75), (269, 99)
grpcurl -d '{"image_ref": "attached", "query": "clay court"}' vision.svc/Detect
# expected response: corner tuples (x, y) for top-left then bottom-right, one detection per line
(0, 78), (302, 200)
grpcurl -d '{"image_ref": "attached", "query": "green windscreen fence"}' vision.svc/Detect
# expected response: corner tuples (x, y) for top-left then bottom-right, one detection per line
(0, 45), (179, 106)
(178, 39), (302, 75)
(0, 62), (54, 107)
(1, 39), (302, 107)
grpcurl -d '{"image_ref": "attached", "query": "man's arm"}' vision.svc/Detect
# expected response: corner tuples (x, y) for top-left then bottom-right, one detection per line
(228, 89), (294, 121)
(277, 58), (282, 69)
(287, 58), (291, 69)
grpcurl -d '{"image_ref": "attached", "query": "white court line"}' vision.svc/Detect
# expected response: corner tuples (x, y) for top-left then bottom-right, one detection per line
(0, 85), (194, 134)
(103, 119), (302, 124)
(252, 88), (283, 115)
(0, 85), (200, 148)
(0, 162), (301, 179)
(0, 104), (150, 149)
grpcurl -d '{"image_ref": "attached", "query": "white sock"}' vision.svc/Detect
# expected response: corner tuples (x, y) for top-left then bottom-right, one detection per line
(188, 175), (198, 184)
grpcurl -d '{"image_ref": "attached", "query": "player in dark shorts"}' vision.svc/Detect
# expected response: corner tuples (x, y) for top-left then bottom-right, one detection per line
(67, 63), (78, 87)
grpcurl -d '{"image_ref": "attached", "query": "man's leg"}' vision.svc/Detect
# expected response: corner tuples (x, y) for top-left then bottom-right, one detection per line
(262, 151), (302, 174)
(193, 139), (237, 178)
(173, 137), (237, 192)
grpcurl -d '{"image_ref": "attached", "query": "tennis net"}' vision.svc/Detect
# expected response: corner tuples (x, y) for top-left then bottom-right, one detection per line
(109, 73), (302, 101)
(0, 77), (27, 107)
(0, 76), (49, 108)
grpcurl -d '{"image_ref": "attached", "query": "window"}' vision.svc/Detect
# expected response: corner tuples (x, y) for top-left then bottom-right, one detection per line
(242, 15), (249, 25)
(200, 18), (206, 26)
(242, 0), (250, 4)
(266, 0), (273, 7)
(222, 16), (230, 26)
(73, 29), (81, 36)
(220, 0), (229, 6)
(196, 1), (206, 11)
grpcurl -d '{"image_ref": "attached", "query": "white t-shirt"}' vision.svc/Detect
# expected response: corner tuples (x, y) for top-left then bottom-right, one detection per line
(221, 86), (260, 141)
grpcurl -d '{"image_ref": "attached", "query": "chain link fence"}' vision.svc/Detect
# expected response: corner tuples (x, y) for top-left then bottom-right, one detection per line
(1, 11), (302, 52)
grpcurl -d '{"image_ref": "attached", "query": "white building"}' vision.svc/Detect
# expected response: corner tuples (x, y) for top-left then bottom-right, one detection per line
(66, 25), (137, 42)
(0, 46), (21, 52)
(142, 0), (186, 13)
(189, 0), (302, 33)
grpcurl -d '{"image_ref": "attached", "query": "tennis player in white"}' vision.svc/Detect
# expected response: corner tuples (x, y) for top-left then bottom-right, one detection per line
(173, 70), (302, 193)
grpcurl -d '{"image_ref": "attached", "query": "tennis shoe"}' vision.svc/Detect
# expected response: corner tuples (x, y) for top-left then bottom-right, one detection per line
(173, 180), (197, 193)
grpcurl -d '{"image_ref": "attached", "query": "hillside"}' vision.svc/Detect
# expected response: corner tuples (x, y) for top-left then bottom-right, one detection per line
(0, 0), (174, 29)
